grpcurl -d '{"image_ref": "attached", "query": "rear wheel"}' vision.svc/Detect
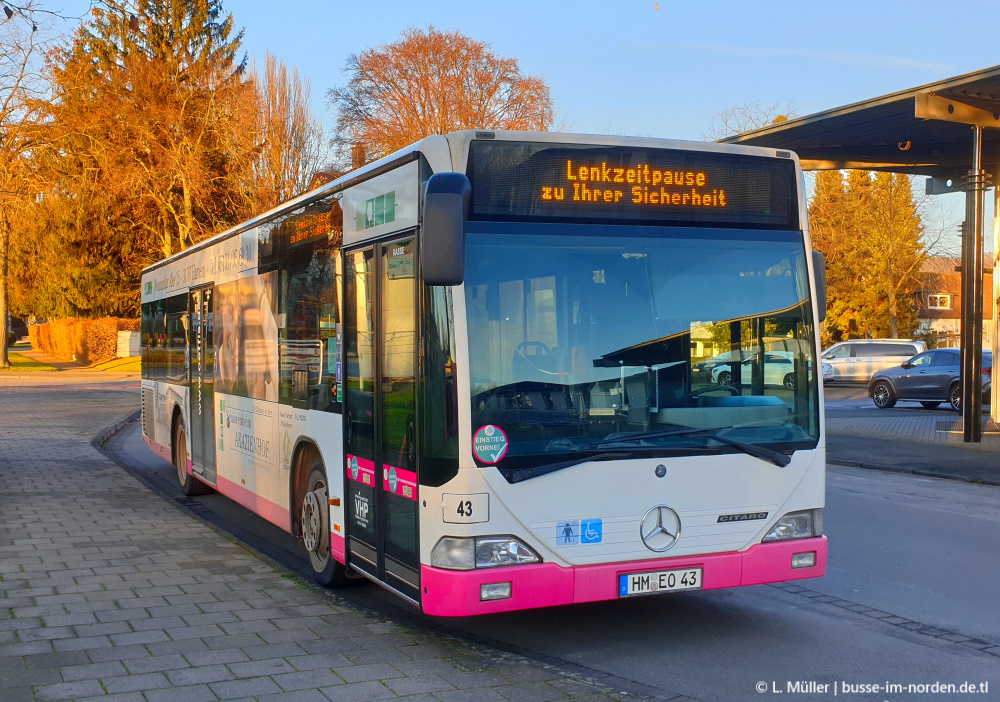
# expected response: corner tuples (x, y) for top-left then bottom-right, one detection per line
(302, 461), (349, 587)
(783, 373), (795, 390)
(920, 401), (941, 409)
(949, 383), (962, 412)
(173, 419), (211, 496)
(871, 381), (896, 409)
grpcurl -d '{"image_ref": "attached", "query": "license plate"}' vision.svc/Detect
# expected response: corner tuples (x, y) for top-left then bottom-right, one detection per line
(619, 567), (702, 597)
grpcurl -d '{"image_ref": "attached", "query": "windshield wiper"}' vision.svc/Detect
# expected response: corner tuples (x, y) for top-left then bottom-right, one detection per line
(505, 450), (640, 483)
(593, 426), (790, 468)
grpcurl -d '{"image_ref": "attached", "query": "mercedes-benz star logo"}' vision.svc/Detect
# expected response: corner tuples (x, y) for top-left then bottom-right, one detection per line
(640, 505), (681, 552)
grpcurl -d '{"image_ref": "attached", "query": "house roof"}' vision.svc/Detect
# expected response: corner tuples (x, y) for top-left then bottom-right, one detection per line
(921, 255), (993, 276)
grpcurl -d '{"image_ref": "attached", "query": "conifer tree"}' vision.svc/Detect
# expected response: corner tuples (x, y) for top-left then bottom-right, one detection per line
(47, 0), (255, 265)
(809, 170), (925, 341)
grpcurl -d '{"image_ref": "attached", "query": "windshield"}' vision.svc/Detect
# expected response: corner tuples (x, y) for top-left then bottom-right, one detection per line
(465, 222), (819, 477)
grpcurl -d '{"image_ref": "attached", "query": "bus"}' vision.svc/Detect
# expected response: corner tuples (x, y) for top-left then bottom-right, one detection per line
(140, 130), (827, 616)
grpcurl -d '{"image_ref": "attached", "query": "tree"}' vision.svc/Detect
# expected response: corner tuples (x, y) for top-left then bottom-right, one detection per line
(702, 100), (796, 141)
(251, 52), (326, 210)
(809, 170), (926, 341)
(329, 26), (553, 165)
(0, 2), (50, 369)
(51, 0), (253, 259)
(853, 172), (926, 338)
(19, 0), (257, 317)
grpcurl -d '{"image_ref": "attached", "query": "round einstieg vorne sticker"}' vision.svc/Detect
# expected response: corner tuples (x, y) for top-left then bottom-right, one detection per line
(473, 424), (509, 463)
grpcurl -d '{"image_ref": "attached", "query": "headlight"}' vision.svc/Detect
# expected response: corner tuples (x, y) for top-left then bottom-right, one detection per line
(762, 509), (823, 542)
(431, 536), (541, 570)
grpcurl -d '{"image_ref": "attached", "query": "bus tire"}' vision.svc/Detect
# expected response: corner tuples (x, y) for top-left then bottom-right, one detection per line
(302, 461), (349, 588)
(172, 417), (212, 496)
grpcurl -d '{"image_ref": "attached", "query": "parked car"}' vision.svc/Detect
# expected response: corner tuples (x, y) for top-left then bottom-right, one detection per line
(691, 350), (742, 383)
(821, 361), (834, 384)
(710, 351), (812, 390)
(868, 348), (992, 411)
(822, 339), (926, 382)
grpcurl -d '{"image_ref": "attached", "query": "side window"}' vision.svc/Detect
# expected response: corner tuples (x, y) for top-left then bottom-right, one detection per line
(164, 293), (189, 384)
(932, 351), (958, 367)
(141, 302), (154, 379)
(421, 286), (459, 487)
(278, 194), (345, 413)
(827, 344), (851, 359)
(910, 352), (935, 367)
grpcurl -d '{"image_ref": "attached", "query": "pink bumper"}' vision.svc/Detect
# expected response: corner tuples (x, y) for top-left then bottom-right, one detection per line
(421, 536), (827, 617)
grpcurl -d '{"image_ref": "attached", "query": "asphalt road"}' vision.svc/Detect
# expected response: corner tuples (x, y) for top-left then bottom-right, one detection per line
(824, 382), (959, 417)
(107, 419), (1000, 702)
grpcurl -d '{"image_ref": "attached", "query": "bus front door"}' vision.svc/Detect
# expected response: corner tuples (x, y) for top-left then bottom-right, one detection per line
(188, 286), (217, 485)
(343, 239), (421, 605)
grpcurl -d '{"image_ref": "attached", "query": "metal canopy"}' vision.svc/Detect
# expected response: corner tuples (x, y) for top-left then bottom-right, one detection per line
(722, 64), (1000, 176)
(724, 65), (1000, 443)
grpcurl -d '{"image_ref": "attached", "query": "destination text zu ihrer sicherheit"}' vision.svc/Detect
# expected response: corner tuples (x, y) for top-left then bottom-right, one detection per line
(539, 159), (728, 208)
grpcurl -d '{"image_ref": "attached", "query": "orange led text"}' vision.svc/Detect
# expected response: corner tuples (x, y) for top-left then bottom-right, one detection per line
(539, 159), (728, 209)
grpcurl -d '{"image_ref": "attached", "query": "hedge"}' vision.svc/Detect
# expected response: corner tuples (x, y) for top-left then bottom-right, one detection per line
(29, 318), (140, 365)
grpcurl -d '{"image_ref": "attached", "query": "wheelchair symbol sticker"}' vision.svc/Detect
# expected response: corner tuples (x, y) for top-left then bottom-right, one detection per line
(581, 519), (603, 544)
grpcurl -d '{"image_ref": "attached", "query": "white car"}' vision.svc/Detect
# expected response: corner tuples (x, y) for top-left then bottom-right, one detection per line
(822, 361), (834, 384)
(710, 351), (812, 390)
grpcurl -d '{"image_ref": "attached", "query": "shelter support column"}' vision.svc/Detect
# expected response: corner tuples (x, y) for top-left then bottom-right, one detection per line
(993, 180), (1000, 424)
(961, 126), (987, 442)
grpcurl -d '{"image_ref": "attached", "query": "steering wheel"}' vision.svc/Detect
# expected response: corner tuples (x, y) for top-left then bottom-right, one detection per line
(514, 341), (552, 358)
(688, 384), (741, 398)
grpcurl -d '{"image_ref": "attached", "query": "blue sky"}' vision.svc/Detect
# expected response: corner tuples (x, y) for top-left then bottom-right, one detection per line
(55, 0), (1000, 246)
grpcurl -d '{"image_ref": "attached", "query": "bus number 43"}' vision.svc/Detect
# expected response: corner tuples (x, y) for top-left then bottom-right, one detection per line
(456, 500), (473, 517)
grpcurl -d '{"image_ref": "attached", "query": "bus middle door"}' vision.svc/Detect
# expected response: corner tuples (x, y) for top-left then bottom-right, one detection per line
(343, 239), (421, 605)
(187, 286), (217, 485)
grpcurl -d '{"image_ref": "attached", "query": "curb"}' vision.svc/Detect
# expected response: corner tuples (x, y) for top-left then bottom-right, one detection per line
(827, 458), (1000, 487)
(91, 409), (142, 449)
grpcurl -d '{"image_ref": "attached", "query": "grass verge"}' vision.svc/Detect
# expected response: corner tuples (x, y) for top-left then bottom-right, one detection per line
(0, 352), (58, 372)
(92, 357), (141, 373)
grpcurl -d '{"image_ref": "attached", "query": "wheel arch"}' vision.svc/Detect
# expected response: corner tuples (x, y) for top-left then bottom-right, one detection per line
(289, 437), (325, 537)
(169, 400), (185, 459)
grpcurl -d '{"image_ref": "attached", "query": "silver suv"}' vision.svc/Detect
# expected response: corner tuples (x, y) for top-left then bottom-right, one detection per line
(821, 339), (927, 382)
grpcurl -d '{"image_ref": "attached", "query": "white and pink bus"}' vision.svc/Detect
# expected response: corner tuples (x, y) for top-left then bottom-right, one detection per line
(140, 130), (827, 616)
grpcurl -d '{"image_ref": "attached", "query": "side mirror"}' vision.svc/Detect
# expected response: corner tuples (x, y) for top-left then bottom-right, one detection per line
(901, 361), (913, 369)
(812, 251), (827, 323)
(422, 172), (471, 286)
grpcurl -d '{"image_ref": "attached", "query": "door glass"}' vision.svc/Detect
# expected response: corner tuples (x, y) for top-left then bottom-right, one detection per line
(189, 289), (216, 479)
(381, 240), (419, 573)
(344, 250), (377, 556)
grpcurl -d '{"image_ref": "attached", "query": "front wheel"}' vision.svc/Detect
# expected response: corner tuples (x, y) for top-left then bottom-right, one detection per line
(783, 373), (796, 391)
(871, 381), (897, 409)
(717, 371), (732, 385)
(949, 383), (962, 412)
(302, 462), (349, 587)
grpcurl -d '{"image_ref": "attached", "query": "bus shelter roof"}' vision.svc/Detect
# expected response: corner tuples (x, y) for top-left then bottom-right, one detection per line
(721, 64), (1000, 176)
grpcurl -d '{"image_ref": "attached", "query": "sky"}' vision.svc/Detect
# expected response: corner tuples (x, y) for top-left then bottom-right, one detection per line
(52, 0), (1000, 250)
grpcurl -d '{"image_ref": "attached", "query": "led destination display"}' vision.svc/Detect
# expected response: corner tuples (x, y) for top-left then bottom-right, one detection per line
(467, 141), (798, 228)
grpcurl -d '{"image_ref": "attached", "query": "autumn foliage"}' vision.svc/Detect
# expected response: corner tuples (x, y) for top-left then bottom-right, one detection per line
(329, 26), (553, 163)
(29, 317), (139, 365)
(809, 170), (927, 343)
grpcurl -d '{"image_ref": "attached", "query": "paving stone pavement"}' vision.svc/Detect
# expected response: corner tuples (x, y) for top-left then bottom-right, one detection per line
(1, 369), (637, 702)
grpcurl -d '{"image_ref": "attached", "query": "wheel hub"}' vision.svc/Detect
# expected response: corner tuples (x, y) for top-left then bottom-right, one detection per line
(301, 488), (324, 553)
